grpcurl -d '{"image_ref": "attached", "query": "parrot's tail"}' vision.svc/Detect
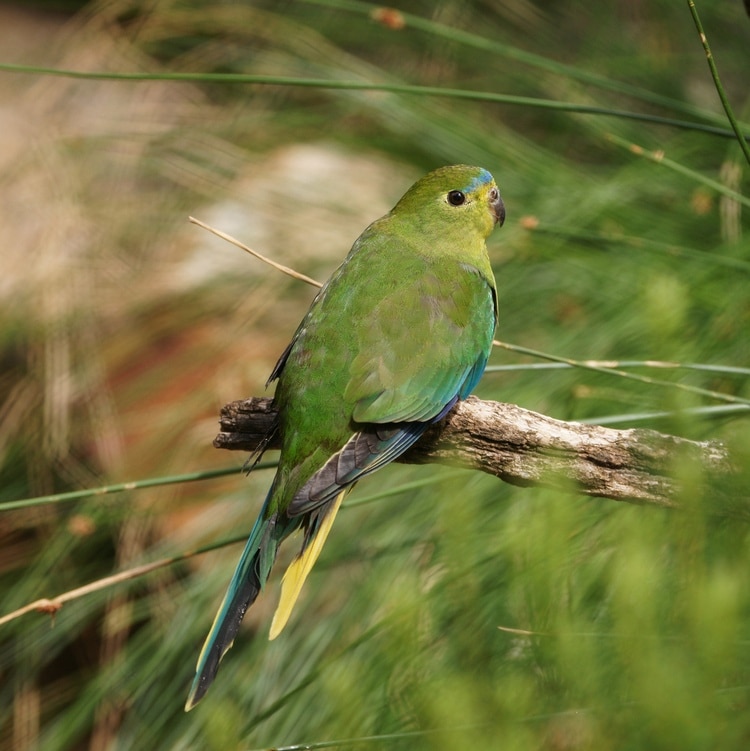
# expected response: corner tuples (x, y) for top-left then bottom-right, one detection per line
(185, 500), (286, 711)
(269, 489), (348, 640)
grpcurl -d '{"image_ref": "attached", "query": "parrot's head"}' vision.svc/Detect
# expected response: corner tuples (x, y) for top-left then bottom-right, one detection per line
(392, 164), (505, 239)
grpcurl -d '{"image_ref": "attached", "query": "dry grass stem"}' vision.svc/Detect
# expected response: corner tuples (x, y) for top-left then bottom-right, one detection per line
(189, 216), (323, 288)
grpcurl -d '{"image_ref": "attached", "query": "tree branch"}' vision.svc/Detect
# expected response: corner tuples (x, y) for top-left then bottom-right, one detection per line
(213, 396), (733, 509)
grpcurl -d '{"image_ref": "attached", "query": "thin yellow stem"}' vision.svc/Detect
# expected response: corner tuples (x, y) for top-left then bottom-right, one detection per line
(189, 216), (323, 288)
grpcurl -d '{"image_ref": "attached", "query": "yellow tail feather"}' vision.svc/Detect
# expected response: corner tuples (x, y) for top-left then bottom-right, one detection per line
(269, 490), (347, 640)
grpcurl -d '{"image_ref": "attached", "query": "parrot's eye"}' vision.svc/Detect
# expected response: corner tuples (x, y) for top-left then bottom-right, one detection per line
(489, 187), (499, 201)
(447, 190), (466, 206)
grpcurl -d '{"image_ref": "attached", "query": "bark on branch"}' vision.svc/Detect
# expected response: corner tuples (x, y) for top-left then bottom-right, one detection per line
(213, 396), (733, 509)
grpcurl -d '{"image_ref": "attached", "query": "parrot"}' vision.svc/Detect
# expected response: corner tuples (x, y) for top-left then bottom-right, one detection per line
(185, 164), (505, 710)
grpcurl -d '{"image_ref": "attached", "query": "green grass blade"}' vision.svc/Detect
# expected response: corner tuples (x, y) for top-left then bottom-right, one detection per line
(304, 0), (743, 128)
(0, 464), (276, 512)
(0, 62), (746, 141)
(493, 341), (750, 406)
(607, 134), (750, 207)
(686, 0), (750, 165)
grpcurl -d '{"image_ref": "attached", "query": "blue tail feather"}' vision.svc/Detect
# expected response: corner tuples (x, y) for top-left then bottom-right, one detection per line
(185, 490), (284, 710)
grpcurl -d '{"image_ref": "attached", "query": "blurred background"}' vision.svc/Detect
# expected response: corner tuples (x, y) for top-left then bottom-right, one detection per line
(1, 1), (749, 749)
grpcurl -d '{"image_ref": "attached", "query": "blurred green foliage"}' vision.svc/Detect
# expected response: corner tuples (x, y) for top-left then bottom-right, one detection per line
(0, 0), (749, 749)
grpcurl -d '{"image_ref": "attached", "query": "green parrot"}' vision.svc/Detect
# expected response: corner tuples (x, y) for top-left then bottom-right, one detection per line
(185, 164), (504, 710)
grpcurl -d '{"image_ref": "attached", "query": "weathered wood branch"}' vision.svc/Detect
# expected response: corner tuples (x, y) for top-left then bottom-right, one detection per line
(214, 396), (733, 509)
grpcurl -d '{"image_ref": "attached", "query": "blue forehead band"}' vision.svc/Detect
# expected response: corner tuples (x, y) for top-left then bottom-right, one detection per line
(464, 169), (494, 193)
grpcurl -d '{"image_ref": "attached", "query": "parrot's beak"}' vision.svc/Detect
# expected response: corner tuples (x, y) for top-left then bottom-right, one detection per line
(490, 191), (505, 226)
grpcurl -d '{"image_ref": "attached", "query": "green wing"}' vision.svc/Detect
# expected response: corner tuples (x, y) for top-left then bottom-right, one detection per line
(343, 256), (497, 424)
